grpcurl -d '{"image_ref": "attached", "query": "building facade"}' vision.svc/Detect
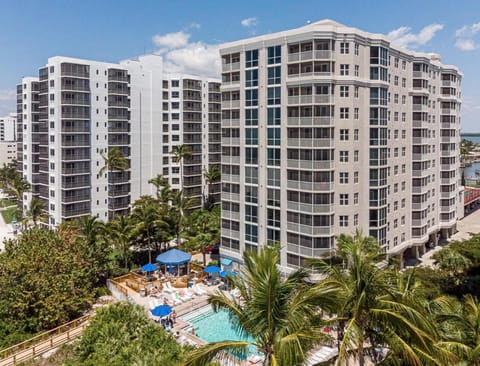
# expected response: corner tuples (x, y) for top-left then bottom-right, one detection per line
(18, 55), (221, 226)
(219, 20), (462, 271)
(0, 113), (17, 142)
(0, 141), (17, 166)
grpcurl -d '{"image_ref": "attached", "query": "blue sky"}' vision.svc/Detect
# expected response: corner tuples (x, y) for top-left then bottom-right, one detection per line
(0, 0), (479, 131)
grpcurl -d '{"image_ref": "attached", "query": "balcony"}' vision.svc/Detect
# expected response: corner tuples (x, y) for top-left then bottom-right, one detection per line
(222, 210), (240, 222)
(222, 119), (240, 127)
(287, 201), (333, 214)
(287, 180), (333, 192)
(287, 116), (333, 126)
(287, 50), (333, 62)
(412, 136), (429, 145)
(221, 192), (240, 202)
(222, 174), (240, 183)
(287, 138), (334, 148)
(441, 109), (456, 115)
(221, 228), (240, 239)
(412, 104), (429, 113)
(221, 100), (241, 109)
(412, 185), (429, 194)
(287, 160), (333, 170)
(221, 155), (240, 164)
(411, 218), (428, 227)
(222, 137), (240, 146)
(287, 95), (334, 105)
(441, 150), (457, 157)
(412, 169), (429, 177)
(62, 193), (90, 203)
(413, 71), (429, 79)
(221, 62), (240, 73)
(287, 222), (333, 236)
(441, 190), (456, 199)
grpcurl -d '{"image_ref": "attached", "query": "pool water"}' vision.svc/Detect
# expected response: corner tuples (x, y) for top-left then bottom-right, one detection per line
(181, 305), (257, 355)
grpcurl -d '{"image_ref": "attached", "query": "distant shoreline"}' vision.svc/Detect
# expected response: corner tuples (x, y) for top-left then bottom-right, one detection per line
(461, 133), (480, 136)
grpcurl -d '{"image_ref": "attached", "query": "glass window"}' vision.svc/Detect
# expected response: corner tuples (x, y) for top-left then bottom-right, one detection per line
(246, 89), (258, 106)
(267, 87), (281, 105)
(246, 49), (258, 68)
(246, 69), (258, 87)
(267, 66), (281, 85)
(246, 108), (258, 125)
(268, 45), (281, 64)
(267, 107), (281, 125)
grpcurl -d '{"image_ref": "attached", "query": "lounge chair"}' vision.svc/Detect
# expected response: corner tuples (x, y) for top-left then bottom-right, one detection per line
(193, 284), (207, 295)
(163, 282), (174, 293)
(178, 289), (193, 300)
(173, 291), (185, 303)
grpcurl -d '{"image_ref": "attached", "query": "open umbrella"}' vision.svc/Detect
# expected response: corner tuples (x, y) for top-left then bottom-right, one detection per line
(219, 270), (237, 278)
(141, 263), (158, 272)
(151, 304), (172, 318)
(204, 266), (221, 274)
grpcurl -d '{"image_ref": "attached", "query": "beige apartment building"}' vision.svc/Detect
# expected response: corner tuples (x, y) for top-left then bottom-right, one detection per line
(219, 20), (462, 271)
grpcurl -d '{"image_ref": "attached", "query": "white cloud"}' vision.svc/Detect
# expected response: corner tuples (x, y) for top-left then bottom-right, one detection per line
(241, 17), (257, 27)
(0, 90), (16, 101)
(387, 23), (444, 49)
(189, 22), (201, 29)
(455, 38), (478, 51)
(152, 31), (190, 49)
(454, 22), (480, 52)
(151, 31), (220, 78)
(456, 22), (480, 37)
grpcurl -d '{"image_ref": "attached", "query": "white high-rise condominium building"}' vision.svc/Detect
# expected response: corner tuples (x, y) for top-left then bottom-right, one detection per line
(18, 55), (220, 225)
(219, 20), (462, 271)
(0, 112), (17, 141)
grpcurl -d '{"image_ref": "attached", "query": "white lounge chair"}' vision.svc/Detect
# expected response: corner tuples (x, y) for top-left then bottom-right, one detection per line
(178, 289), (193, 300)
(163, 282), (174, 293)
(193, 284), (207, 295)
(173, 291), (185, 303)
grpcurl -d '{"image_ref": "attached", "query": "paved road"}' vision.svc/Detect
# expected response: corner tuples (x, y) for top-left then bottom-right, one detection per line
(419, 207), (480, 267)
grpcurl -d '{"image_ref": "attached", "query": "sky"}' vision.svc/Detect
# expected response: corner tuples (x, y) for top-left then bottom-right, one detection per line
(0, 0), (479, 131)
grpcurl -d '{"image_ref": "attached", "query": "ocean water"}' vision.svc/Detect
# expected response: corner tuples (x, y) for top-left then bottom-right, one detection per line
(461, 135), (480, 144)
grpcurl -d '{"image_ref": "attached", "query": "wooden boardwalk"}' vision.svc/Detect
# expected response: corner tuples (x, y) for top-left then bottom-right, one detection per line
(0, 315), (90, 366)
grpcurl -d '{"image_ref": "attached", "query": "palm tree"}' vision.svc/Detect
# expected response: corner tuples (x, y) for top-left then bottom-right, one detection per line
(99, 147), (129, 219)
(170, 189), (195, 246)
(310, 229), (449, 366)
(107, 215), (134, 270)
(461, 139), (476, 165)
(433, 295), (480, 365)
(203, 165), (220, 210)
(184, 246), (341, 366)
(25, 198), (47, 226)
(171, 144), (192, 192)
(186, 209), (220, 265)
(77, 215), (105, 246)
(131, 197), (167, 263)
(148, 174), (170, 200)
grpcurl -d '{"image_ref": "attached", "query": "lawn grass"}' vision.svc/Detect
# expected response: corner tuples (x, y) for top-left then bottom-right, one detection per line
(1, 206), (18, 224)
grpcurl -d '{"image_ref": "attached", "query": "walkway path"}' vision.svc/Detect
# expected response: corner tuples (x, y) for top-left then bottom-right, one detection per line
(419, 207), (480, 267)
(0, 317), (89, 366)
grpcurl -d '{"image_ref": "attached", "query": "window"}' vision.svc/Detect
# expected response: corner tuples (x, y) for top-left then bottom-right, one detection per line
(340, 129), (349, 140)
(267, 66), (281, 85)
(339, 172), (349, 184)
(394, 165), (399, 175)
(402, 164), (406, 174)
(354, 129), (359, 140)
(267, 87), (281, 105)
(354, 86), (359, 98)
(245, 224), (258, 242)
(394, 112), (399, 122)
(402, 78), (406, 87)
(267, 108), (280, 125)
(394, 57), (399, 68)
(394, 148), (398, 157)
(246, 128), (258, 145)
(245, 205), (258, 222)
(246, 49), (258, 68)
(245, 69), (258, 87)
(340, 42), (349, 54)
(354, 150), (359, 162)
(394, 76), (398, 85)
(354, 171), (359, 183)
(340, 107), (349, 119)
(268, 45), (281, 64)
(246, 108), (258, 125)
(401, 216), (406, 225)
(245, 89), (258, 106)
(339, 151), (349, 162)
(340, 64), (349, 75)
(394, 183), (398, 193)
(339, 215), (349, 227)
(402, 112), (406, 122)
(354, 108), (359, 120)
(354, 65), (359, 76)
(340, 85), (349, 97)
(340, 194), (349, 205)
(354, 43), (359, 55)
(401, 147), (406, 157)
(354, 192), (359, 205)
(401, 181), (406, 191)
(354, 214), (359, 226)
(402, 60), (406, 70)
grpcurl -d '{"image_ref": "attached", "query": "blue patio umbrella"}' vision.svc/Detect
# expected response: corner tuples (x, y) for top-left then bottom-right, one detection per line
(220, 270), (237, 278)
(151, 304), (172, 318)
(204, 266), (221, 274)
(141, 263), (158, 272)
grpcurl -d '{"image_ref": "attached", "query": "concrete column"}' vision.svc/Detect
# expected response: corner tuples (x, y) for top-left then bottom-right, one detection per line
(398, 251), (404, 269)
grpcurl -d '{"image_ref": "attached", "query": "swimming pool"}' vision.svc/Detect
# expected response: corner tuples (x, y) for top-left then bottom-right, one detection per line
(181, 305), (257, 355)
